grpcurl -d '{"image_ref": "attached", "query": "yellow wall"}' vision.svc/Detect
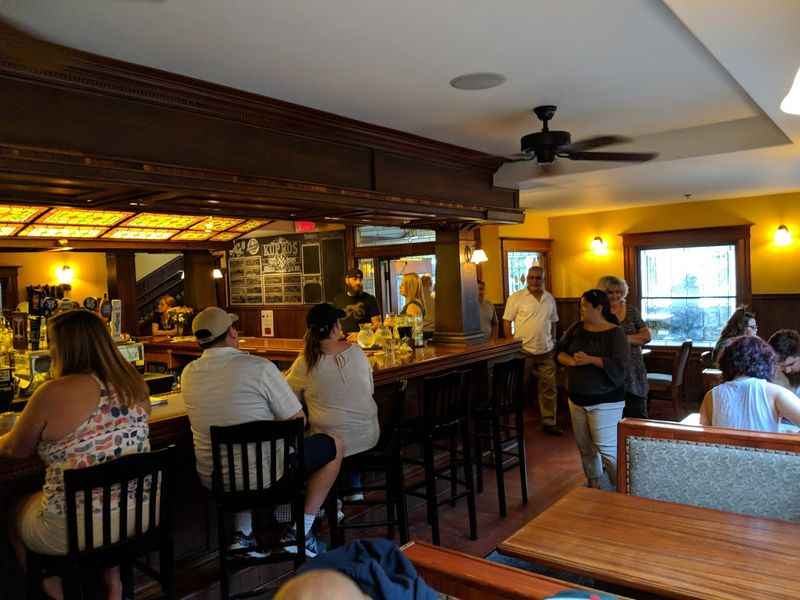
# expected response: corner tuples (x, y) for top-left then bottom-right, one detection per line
(481, 191), (800, 300)
(549, 192), (800, 297)
(0, 252), (108, 305)
(480, 213), (549, 302)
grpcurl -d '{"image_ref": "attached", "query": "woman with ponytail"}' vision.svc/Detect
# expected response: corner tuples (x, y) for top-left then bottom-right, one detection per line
(557, 289), (629, 490)
(286, 303), (379, 459)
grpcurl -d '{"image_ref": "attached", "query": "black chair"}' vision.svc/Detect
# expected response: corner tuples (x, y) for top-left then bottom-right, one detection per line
(474, 356), (528, 518)
(210, 419), (329, 600)
(399, 370), (477, 546)
(26, 446), (177, 600)
(329, 428), (409, 548)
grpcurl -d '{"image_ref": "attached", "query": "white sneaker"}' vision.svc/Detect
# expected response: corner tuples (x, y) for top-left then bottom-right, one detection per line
(228, 531), (270, 559)
(280, 528), (322, 558)
(344, 492), (365, 502)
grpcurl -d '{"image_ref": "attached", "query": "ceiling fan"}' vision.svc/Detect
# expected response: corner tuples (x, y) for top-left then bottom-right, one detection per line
(505, 105), (658, 167)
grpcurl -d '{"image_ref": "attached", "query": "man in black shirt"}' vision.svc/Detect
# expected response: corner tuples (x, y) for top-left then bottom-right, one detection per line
(332, 268), (381, 339)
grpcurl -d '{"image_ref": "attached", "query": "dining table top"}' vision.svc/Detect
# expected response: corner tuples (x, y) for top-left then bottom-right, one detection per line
(498, 486), (800, 600)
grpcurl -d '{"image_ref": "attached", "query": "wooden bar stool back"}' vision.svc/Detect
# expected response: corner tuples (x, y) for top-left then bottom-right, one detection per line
(474, 356), (528, 517)
(26, 446), (177, 600)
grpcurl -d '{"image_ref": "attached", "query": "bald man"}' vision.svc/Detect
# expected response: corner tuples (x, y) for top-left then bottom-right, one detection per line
(274, 570), (368, 600)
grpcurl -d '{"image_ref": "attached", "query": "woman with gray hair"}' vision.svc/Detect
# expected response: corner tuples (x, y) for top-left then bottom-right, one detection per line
(598, 275), (652, 418)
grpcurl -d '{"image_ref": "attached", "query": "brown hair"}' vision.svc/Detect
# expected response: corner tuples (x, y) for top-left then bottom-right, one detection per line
(303, 323), (333, 373)
(48, 310), (150, 408)
(718, 306), (756, 341)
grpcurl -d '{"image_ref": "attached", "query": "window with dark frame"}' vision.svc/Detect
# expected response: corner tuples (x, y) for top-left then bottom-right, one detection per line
(623, 225), (751, 348)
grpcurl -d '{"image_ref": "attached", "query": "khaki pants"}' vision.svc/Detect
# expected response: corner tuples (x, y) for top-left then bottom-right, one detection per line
(524, 351), (558, 427)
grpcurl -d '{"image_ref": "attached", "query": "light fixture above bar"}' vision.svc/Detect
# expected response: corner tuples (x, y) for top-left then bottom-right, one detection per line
(231, 219), (268, 233)
(121, 213), (204, 229)
(103, 227), (179, 240)
(191, 216), (244, 232)
(0, 205), (49, 223)
(0, 224), (22, 236)
(39, 208), (132, 226)
(211, 232), (239, 241)
(19, 224), (107, 238)
(171, 230), (213, 241)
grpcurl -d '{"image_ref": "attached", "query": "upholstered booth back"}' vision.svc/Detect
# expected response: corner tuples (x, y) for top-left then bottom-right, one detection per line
(619, 419), (800, 523)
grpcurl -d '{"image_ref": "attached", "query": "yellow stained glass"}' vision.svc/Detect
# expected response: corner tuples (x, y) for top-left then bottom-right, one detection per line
(39, 208), (132, 226)
(0, 205), (48, 223)
(211, 232), (240, 241)
(19, 225), (106, 238)
(191, 217), (244, 232)
(121, 213), (203, 229)
(103, 227), (178, 240)
(0, 224), (21, 236)
(231, 219), (268, 233)
(171, 230), (213, 241)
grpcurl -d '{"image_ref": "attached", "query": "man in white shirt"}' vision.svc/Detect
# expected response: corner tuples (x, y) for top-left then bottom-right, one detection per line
(182, 307), (342, 557)
(502, 266), (561, 435)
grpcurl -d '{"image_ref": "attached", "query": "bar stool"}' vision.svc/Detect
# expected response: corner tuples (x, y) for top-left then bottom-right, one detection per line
(210, 419), (334, 600)
(26, 446), (177, 600)
(329, 428), (409, 547)
(399, 369), (477, 546)
(474, 356), (528, 517)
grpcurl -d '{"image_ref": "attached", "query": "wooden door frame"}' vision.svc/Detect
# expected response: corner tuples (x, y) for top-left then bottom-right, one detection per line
(500, 238), (553, 300)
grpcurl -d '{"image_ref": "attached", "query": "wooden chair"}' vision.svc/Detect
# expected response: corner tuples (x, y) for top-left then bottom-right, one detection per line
(210, 419), (334, 600)
(26, 446), (177, 600)
(647, 340), (692, 419)
(399, 370), (477, 546)
(473, 356), (528, 518)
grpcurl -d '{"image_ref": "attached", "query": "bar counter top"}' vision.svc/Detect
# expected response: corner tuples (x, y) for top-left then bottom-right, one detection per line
(143, 336), (522, 387)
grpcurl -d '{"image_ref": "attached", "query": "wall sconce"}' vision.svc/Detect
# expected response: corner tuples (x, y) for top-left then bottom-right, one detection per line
(55, 265), (73, 285)
(212, 268), (224, 280)
(775, 224), (792, 246)
(591, 236), (608, 255)
(464, 246), (488, 264)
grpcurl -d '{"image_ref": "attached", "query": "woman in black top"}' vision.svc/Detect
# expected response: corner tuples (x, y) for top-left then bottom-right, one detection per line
(557, 289), (629, 490)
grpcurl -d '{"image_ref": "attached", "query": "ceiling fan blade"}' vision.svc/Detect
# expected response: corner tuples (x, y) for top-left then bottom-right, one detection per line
(504, 152), (535, 163)
(558, 135), (632, 153)
(564, 150), (658, 162)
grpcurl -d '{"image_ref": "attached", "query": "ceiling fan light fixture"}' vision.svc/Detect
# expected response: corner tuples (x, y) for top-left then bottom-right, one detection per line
(449, 72), (507, 90)
(780, 66), (800, 115)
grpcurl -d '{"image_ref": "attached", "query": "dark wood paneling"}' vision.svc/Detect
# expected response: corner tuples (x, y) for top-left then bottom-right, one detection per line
(228, 305), (311, 339)
(555, 297), (580, 339)
(0, 266), (19, 312)
(106, 252), (137, 335)
(182, 251), (217, 311)
(750, 293), (800, 341)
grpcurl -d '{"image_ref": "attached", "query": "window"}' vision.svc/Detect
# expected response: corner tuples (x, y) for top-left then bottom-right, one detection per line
(640, 245), (736, 346)
(355, 226), (435, 247)
(623, 225), (751, 348)
(501, 238), (552, 300)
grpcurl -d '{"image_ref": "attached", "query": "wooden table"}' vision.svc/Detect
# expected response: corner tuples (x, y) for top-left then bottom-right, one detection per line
(498, 487), (800, 600)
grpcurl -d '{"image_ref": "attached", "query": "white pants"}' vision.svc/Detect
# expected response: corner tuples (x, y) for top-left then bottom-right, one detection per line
(568, 400), (625, 488)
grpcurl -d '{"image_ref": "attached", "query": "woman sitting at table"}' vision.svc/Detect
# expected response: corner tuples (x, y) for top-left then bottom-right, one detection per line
(286, 303), (380, 460)
(712, 307), (757, 365)
(768, 329), (800, 395)
(398, 273), (425, 320)
(0, 309), (151, 600)
(700, 335), (800, 432)
(598, 275), (651, 419)
(151, 294), (178, 336)
(557, 289), (629, 490)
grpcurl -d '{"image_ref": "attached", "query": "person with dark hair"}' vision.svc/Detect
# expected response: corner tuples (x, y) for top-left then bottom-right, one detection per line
(286, 303), (379, 459)
(557, 289), (629, 489)
(1, 309), (151, 600)
(477, 279), (498, 339)
(333, 268), (382, 341)
(700, 335), (800, 431)
(712, 307), (757, 365)
(182, 307), (342, 558)
(598, 275), (651, 418)
(768, 329), (800, 395)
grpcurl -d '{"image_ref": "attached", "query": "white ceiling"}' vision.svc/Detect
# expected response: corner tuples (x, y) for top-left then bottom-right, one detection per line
(1, 0), (799, 214)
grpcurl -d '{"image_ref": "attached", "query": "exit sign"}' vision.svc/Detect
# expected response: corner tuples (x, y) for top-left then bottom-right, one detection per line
(294, 220), (316, 233)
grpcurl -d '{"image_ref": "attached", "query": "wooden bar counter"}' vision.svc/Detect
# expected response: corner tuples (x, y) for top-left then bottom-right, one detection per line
(1, 337), (521, 598)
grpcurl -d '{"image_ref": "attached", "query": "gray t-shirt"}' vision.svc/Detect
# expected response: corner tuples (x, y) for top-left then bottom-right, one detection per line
(479, 299), (497, 339)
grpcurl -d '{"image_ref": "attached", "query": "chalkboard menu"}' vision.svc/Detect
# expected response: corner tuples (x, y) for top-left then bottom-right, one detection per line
(228, 231), (344, 305)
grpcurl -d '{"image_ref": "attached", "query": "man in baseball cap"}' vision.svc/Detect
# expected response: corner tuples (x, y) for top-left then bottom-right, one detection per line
(332, 267), (382, 340)
(182, 306), (342, 558)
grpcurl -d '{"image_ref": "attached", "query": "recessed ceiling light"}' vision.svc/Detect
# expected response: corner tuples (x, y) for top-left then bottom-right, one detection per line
(207, 200), (220, 204)
(449, 72), (507, 90)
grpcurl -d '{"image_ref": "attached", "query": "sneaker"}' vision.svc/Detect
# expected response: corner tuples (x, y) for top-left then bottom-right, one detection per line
(228, 532), (270, 559)
(280, 528), (323, 558)
(344, 492), (365, 502)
